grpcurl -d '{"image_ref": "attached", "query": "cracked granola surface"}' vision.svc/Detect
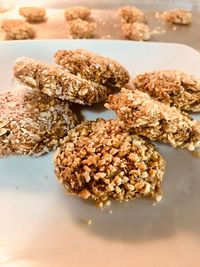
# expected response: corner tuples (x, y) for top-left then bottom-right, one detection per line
(1, 19), (35, 40)
(19, 7), (46, 23)
(54, 119), (165, 207)
(133, 70), (200, 112)
(0, 87), (78, 157)
(68, 18), (96, 39)
(54, 49), (130, 87)
(118, 5), (145, 23)
(13, 57), (108, 105)
(64, 6), (91, 21)
(105, 89), (200, 151)
(162, 9), (192, 25)
(122, 22), (150, 41)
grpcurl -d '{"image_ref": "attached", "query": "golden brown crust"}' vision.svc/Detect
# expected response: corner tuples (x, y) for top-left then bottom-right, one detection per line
(54, 119), (165, 207)
(13, 57), (109, 105)
(68, 18), (96, 39)
(0, 87), (78, 156)
(1, 19), (35, 40)
(133, 70), (200, 112)
(122, 22), (150, 41)
(162, 9), (192, 25)
(54, 49), (130, 87)
(64, 6), (91, 21)
(118, 5), (145, 23)
(19, 7), (46, 22)
(105, 89), (200, 151)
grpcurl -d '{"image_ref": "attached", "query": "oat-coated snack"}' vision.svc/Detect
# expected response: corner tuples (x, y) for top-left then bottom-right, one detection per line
(1, 19), (35, 40)
(64, 6), (91, 21)
(133, 70), (200, 112)
(105, 89), (200, 151)
(118, 5), (145, 23)
(0, 87), (78, 157)
(122, 22), (150, 41)
(54, 49), (130, 87)
(162, 9), (192, 25)
(13, 57), (108, 105)
(54, 119), (165, 207)
(68, 18), (96, 39)
(19, 7), (46, 22)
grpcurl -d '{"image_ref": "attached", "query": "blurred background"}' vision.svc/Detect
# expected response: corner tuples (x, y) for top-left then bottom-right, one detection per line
(1, 0), (200, 12)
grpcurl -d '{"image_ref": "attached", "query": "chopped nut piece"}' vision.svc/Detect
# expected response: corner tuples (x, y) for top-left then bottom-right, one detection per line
(68, 19), (96, 39)
(64, 6), (91, 21)
(13, 57), (108, 105)
(54, 119), (165, 207)
(122, 22), (150, 41)
(1, 19), (35, 40)
(133, 70), (200, 112)
(54, 49), (130, 88)
(19, 7), (46, 22)
(118, 5), (145, 23)
(0, 87), (78, 157)
(162, 9), (192, 25)
(106, 89), (200, 151)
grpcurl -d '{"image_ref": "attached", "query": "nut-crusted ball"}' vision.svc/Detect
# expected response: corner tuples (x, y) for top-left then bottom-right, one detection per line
(122, 22), (150, 41)
(13, 57), (109, 105)
(105, 89), (200, 151)
(68, 18), (96, 39)
(64, 6), (91, 21)
(0, 87), (78, 156)
(162, 9), (192, 25)
(133, 70), (200, 112)
(54, 49), (130, 88)
(54, 119), (165, 207)
(19, 7), (46, 23)
(118, 5), (145, 23)
(1, 19), (35, 40)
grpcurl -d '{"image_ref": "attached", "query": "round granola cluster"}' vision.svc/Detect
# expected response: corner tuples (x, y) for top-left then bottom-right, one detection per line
(162, 9), (192, 25)
(118, 5), (145, 23)
(0, 88), (78, 156)
(54, 119), (165, 207)
(19, 7), (46, 23)
(68, 19), (96, 39)
(1, 19), (35, 40)
(122, 22), (150, 41)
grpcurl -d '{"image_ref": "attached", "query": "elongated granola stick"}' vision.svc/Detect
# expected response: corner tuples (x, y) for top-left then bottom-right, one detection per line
(0, 87), (78, 156)
(54, 119), (165, 207)
(13, 57), (109, 105)
(54, 49), (130, 88)
(133, 70), (200, 112)
(105, 89), (200, 151)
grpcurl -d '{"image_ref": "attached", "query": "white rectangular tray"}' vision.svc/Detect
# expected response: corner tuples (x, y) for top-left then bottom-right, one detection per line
(0, 40), (200, 267)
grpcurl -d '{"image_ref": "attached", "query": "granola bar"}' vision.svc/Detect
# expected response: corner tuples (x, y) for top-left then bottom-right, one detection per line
(68, 18), (96, 39)
(105, 89), (200, 151)
(122, 22), (150, 41)
(64, 6), (91, 21)
(0, 87), (78, 157)
(54, 119), (165, 207)
(19, 7), (46, 23)
(13, 57), (108, 105)
(133, 70), (200, 112)
(118, 5), (145, 23)
(54, 49), (130, 87)
(162, 9), (192, 25)
(1, 19), (35, 40)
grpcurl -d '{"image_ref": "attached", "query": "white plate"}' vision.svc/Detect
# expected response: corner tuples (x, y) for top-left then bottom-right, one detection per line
(0, 40), (200, 267)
